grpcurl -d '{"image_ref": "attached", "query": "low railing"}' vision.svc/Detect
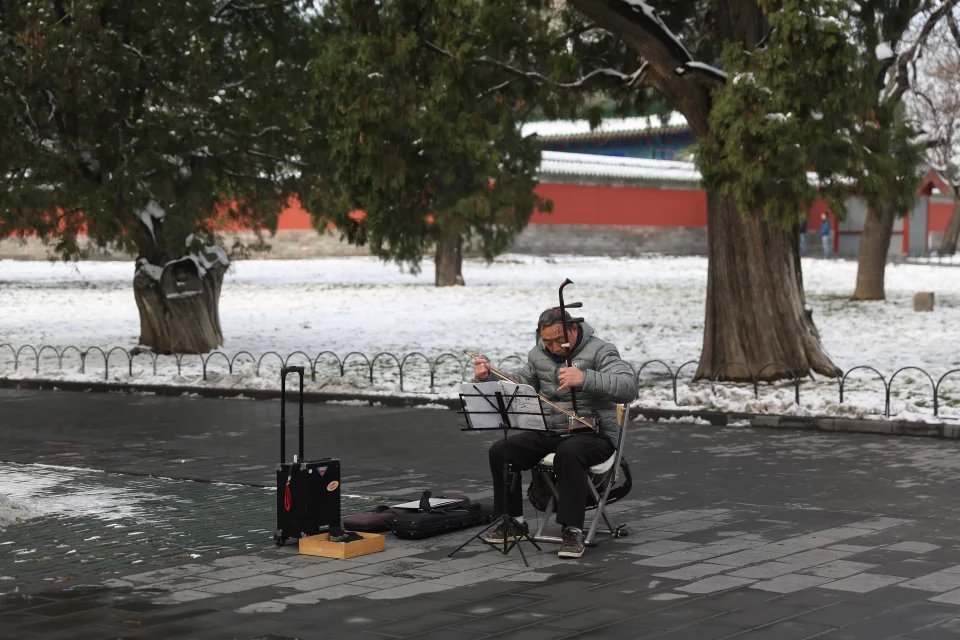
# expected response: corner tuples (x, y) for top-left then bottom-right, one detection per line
(1, 342), (957, 419)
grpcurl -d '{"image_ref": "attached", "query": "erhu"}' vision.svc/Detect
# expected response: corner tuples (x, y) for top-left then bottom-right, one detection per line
(558, 278), (593, 432)
(467, 278), (596, 432)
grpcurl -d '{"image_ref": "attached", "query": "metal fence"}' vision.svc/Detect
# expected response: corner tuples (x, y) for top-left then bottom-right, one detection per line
(1, 342), (958, 419)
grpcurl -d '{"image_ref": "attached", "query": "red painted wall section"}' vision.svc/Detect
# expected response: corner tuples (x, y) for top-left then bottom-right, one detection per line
(273, 183), (710, 230)
(920, 169), (951, 196)
(268, 184), (957, 239)
(903, 214), (910, 254)
(531, 182), (707, 226)
(929, 200), (954, 233)
(278, 195), (313, 230)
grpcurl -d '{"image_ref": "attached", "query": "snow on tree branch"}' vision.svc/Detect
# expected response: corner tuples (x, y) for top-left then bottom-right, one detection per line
(137, 200), (166, 241)
(472, 57), (640, 90)
(675, 61), (727, 84)
(420, 34), (645, 95)
(617, 0), (694, 64)
(568, 0), (721, 107)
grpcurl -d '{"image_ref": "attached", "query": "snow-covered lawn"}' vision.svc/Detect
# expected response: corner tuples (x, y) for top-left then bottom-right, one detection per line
(2, 255), (959, 422)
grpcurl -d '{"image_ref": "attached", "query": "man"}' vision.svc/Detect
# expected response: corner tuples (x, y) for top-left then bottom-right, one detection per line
(820, 212), (832, 259)
(473, 307), (637, 558)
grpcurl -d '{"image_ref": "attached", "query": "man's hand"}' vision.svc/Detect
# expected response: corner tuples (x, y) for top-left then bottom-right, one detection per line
(473, 355), (490, 381)
(557, 366), (584, 392)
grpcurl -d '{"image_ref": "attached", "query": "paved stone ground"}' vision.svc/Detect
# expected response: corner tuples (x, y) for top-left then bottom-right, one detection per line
(5, 389), (960, 639)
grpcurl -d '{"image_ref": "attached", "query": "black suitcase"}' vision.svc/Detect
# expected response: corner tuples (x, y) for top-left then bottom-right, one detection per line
(391, 493), (493, 540)
(274, 366), (342, 546)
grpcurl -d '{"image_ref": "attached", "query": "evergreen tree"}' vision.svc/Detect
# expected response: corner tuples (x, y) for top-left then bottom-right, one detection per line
(559, 0), (954, 379)
(302, 0), (563, 286)
(847, 1), (946, 300)
(698, 2), (864, 222)
(0, 0), (312, 352)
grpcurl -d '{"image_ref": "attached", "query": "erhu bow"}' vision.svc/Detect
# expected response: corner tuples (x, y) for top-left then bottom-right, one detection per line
(464, 351), (595, 431)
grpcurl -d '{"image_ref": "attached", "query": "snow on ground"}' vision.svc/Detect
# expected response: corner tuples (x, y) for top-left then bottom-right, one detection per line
(0, 462), (165, 529)
(1, 254), (959, 423)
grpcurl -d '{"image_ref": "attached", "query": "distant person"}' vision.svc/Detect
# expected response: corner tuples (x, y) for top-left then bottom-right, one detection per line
(820, 213), (832, 259)
(799, 218), (808, 256)
(472, 307), (637, 559)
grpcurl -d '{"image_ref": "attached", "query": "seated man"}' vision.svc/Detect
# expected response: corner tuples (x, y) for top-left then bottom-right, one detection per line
(473, 307), (637, 558)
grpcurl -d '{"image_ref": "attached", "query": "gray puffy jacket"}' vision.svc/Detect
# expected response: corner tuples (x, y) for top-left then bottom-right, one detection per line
(493, 322), (637, 442)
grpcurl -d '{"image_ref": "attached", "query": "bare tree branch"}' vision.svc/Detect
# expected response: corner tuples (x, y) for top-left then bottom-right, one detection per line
(421, 33), (647, 96)
(947, 10), (960, 46)
(887, 0), (960, 103)
(122, 43), (146, 61)
(476, 80), (510, 99)
(566, 0), (715, 134)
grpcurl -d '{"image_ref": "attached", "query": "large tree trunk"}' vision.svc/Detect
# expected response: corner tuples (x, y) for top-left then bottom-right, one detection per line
(566, 0), (838, 382)
(851, 206), (895, 301)
(939, 189), (960, 255)
(435, 231), (464, 287)
(697, 191), (841, 382)
(133, 255), (226, 353)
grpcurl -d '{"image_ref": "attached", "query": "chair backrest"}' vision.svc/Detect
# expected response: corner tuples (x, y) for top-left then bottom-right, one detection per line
(609, 403), (629, 485)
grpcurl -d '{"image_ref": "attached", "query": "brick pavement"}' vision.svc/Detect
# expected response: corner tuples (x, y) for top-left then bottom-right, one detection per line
(5, 389), (960, 638)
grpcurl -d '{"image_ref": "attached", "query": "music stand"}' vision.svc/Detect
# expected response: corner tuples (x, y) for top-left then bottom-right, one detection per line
(449, 381), (546, 566)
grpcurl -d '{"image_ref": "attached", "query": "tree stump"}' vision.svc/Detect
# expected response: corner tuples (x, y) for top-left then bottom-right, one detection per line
(913, 292), (935, 312)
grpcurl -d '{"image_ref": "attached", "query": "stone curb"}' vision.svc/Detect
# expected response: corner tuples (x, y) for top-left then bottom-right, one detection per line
(637, 407), (958, 439)
(2, 376), (956, 438)
(0, 377), (448, 409)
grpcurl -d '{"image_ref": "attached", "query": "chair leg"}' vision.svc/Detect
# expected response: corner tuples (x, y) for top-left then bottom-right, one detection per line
(533, 469), (628, 546)
(585, 476), (623, 546)
(533, 494), (554, 541)
(532, 471), (564, 544)
(585, 484), (605, 545)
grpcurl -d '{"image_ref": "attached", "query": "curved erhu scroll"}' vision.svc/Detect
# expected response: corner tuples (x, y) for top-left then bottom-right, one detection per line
(558, 278), (585, 420)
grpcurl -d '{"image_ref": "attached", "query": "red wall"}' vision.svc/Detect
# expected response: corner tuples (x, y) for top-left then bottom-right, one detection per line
(531, 182), (707, 226)
(277, 196), (313, 230)
(269, 182), (952, 239)
(273, 183), (708, 230)
(929, 200), (954, 233)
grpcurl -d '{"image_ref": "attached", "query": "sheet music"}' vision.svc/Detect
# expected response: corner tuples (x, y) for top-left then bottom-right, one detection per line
(499, 381), (549, 431)
(458, 381), (547, 431)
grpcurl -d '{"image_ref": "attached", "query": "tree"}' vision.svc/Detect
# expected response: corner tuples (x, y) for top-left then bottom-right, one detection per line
(557, 0), (855, 380)
(558, 1), (960, 376)
(0, 0), (311, 352)
(301, 0), (557, 286)
(909, 7), (960, 255)
(847, 1), (956, 301)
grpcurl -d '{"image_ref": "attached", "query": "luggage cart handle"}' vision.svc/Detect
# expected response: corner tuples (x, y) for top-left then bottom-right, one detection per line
(280, 366), (305, 463)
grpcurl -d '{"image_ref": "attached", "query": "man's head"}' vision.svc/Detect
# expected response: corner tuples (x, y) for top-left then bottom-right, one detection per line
(537, 307), (579, 357)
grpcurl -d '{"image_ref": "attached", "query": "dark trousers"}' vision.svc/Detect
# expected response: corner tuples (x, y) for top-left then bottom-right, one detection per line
(489, 430), (614, 529)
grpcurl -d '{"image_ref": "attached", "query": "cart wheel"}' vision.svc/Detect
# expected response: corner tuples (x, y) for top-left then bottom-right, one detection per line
(613, 526), (628, 539)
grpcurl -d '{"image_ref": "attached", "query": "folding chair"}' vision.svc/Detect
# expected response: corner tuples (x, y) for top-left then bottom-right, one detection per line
(532, 403), (630, 546)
